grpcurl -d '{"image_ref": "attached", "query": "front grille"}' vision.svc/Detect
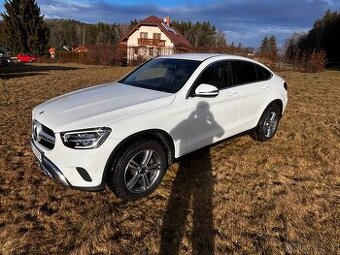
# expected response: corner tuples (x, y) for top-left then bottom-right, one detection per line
(32, 120), (55, 150)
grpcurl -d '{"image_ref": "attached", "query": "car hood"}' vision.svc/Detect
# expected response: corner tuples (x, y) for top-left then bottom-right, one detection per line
(33, 82), (175, 132)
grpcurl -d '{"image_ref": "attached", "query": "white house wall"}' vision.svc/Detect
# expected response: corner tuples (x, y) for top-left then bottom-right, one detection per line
(127, 26), (174, 47)
(126, 25), (175, 62)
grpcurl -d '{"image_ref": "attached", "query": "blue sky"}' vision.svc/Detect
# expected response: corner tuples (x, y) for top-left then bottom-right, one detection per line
(1, 0), (340, 47)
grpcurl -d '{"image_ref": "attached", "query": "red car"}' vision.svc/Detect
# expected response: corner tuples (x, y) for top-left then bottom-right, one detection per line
(17, 54), (37, 63)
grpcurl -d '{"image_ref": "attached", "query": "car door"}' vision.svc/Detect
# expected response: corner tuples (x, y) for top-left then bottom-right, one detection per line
(21, 55), (28, 62)
(185, 61), (240, 153)
(231, 61), (273, 132)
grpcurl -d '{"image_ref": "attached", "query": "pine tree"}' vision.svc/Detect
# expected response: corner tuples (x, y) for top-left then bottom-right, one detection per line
(259, 35), (278, 60)
(268, 36), (278, 53)
(0, 0), (49, 55)
(260, 36), (269, 55)
(0, 0), (22, 53)
(172, 20), (221, 47)
(215, 31), (226, 47)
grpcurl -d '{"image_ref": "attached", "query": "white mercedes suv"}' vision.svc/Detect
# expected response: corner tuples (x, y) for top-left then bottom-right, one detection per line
(31, 53), (288, 200)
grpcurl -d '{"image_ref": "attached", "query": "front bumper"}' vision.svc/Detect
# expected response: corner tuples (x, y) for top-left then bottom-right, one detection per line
(31, 139), (70, 187)
(30, 139), (107, 191)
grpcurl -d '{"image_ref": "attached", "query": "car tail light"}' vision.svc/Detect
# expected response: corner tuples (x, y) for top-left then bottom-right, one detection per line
(284, 82), (288, 91)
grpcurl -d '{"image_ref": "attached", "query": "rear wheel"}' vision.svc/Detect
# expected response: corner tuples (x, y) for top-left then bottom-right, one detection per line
(107, 139), (168, 200)
(251, 105), (281, 142)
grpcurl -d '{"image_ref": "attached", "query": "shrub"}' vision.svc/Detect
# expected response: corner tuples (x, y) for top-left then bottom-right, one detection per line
(306, 50), (326, 72)
(55, 45), (126, 66)
(292, 50), (326, 73)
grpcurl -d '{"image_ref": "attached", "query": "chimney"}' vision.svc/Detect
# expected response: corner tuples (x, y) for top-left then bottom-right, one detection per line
(166, 16), (171, 25)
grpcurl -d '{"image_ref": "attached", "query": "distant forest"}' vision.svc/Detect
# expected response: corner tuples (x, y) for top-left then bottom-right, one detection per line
(46, 19), (129, 49)
(285, 10), (340, 63)
(2, 10), (340, 63)
(30, 11), (340, 64)
(44, 19), (226, 50)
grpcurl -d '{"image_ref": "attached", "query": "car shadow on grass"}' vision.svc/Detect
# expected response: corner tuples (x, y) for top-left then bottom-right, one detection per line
(0, 72), (48, 79)
(0, 63), (82, 79)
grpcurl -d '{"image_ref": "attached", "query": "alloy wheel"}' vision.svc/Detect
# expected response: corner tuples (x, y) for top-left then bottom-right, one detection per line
(263, 111), (278, 138)
(124, 149), (162, 193)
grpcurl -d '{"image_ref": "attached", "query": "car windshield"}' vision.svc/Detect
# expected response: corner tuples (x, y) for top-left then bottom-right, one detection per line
(120, 58), (201, 93)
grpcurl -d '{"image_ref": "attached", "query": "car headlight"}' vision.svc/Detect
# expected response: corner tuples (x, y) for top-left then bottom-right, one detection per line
(60, 127), (111, 149)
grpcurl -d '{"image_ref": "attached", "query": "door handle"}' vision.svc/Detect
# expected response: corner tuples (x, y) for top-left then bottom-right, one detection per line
(261, 84), (270, 89)
(226, 91), (237, 96)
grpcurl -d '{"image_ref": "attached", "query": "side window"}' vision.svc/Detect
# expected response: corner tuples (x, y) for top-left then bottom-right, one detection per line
(263, 68), (271, 80)
(231, 61), (257, 85)
(140, 32), (148, 39)
(224, 62), (233, 88)
(153, 33), (161, 40)
(195, 61), (233, 90)
(255, 64), (272, 81)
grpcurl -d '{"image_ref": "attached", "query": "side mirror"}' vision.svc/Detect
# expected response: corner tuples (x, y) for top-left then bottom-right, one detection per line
(194, 84), (219, 97)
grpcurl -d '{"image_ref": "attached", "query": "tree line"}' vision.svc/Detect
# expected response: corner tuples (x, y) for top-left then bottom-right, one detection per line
(1, 0), (339, 65)
(171, 20), (226, 47)
(0, 1), (227, 55)
(46, 19), (226, 50)
(285, 10), (340, 63)
(45, 19), (132, 49)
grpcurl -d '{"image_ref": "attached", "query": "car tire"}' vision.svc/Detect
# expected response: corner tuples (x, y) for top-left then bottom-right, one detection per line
(107, 139), (168, 200)
(250, 105), (281, 142)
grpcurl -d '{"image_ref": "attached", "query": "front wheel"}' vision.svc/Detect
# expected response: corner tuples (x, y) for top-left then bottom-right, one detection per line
(250, 105), (281, 142)
(107, 139), (168, 200)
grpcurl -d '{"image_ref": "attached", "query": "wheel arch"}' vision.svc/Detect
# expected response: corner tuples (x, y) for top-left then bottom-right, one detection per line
(269, 99), (284, 118)
(102, 129), (175, 185)
(255, 99), (284, 128)
(250, 99), (284, 142)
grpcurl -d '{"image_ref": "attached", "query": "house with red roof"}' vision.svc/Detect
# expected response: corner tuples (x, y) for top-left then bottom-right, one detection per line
(119, 15), (191, 63)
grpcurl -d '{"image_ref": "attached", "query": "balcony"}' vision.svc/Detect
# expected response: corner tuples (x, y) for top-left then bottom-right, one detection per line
(138, 38), (166, 47)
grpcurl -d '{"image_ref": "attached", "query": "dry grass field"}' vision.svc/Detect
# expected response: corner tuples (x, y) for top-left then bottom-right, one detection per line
(0, 63), (339, 255)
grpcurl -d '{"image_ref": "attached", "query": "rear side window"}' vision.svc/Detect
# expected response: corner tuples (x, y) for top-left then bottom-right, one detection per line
(255, 64), (272, 81)
(231, 61), (257, 85)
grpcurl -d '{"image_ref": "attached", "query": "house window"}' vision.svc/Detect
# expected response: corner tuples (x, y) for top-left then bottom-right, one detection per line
(155, 48), (160, 56)
(149, 48), (154, 56)
(153, 33), (161, 40)
(140, 32), (148, 39)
